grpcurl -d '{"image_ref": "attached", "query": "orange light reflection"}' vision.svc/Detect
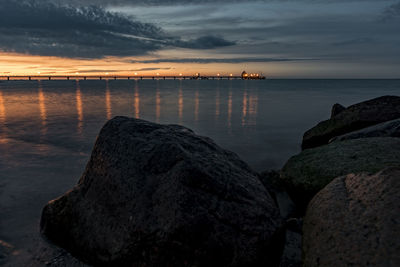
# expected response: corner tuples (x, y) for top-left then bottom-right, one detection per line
(178, 82), (183, 124)
(134, 81), (140, 119)
(0, 91), (7, 144)
(76, 81), (84, 134)
(105, 81), (112, 120)
(156, 81), (161, 123)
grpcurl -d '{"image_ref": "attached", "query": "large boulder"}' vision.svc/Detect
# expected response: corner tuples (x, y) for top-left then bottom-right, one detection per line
(302, 95), (400, 150)
(40, 117), (283, 267)
(281, 137), (400, 211)
(330, 118), (400, 142)
(303, 167), (400, 266)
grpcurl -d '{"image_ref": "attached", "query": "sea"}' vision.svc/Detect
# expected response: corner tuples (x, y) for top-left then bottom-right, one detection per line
(0, 79), (399, 264)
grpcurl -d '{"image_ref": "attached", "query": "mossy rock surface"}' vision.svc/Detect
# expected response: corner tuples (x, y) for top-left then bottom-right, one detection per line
(281, 137), (400, 210)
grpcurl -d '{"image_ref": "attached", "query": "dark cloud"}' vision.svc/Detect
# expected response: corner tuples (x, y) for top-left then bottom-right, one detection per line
(332, 37), (375, 46)
(0, 0), (234, 58)
(174, 36), (235, 49)
(382, 2), (400, 21)
(59, 0), (264, 6)
(131, 57), (318, 64)
(59, 0), (381, 7)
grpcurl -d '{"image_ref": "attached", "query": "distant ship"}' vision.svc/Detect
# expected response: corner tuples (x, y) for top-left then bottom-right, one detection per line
(241, 71), (265, 80)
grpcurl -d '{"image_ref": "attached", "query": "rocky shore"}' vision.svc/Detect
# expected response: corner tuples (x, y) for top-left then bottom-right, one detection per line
(30, 95), (400, 266)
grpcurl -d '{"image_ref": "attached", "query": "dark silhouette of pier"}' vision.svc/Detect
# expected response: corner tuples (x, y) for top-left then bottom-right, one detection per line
(0, 75), (264, 81)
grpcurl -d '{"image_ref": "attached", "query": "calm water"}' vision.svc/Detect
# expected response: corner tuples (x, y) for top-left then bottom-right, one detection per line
(0, 79), (399, 264)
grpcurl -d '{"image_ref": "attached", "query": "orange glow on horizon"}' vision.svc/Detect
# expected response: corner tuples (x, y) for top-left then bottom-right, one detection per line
(0, 52), (261, 77)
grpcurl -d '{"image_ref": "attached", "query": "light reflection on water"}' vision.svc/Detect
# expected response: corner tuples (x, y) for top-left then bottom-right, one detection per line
(75, 80), (84, 135)
(105, 81), (112, 121)
(38, 82), (47, 128)
(227, 87), (233, 129)
(0, 79), (399, 263)
(0, 79), (399, 171)
(156, 81), (160, 123)
(0, 91), (6, 143)
(178, 81), (183, 124)
(0, 91), (5, 125)
(134, 81), (140, 119)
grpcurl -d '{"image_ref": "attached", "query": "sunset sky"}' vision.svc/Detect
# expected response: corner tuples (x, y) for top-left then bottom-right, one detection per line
(0, 0), (399, 78)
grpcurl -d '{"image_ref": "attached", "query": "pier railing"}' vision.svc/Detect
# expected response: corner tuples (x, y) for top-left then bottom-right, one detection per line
(0, 75), (265, 81)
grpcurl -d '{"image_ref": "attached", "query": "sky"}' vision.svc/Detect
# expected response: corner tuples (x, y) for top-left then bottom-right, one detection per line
(0, 0), (399, 78)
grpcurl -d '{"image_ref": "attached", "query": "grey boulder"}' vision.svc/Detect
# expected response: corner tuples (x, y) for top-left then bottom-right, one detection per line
(281, 137), (400, 211)
(303, 167), (400, 266)
(330, 118), (400, 142)
(302, 95), (400, 150)
(40, 116), (282, 267)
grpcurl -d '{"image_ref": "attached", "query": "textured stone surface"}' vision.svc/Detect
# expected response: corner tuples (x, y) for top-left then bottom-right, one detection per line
(330, 103), (345, 118)
(279, 230), (302, 267)
(0, 240), (14, 265)
(31, 240), (88, 267)
(330, 118), (400, 142)
(41, 116), (282, 267)
(259, 170), (296, 220)
(281, 137), (400, 210)
(302, 95), (400, 150)
(303, 168), (400, 267)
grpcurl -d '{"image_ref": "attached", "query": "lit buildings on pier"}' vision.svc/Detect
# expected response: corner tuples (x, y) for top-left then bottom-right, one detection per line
(241, 71), (265, 80)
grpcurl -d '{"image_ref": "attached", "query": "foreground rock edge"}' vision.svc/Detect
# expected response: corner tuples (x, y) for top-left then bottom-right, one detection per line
(303, 167), (400, 267)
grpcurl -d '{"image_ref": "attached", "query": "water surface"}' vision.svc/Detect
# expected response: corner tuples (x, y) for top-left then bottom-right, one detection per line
(0, 79), (399, 264)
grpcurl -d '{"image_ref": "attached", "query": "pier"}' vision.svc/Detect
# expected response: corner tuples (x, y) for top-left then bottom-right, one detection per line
(0, 75), (265, 81)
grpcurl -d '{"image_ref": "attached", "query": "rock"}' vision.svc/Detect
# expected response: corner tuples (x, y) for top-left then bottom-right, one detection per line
(41, 116), (283, 267)
(31, 238), (89, 267)
(302, 95), (400, 150)
(259, 171), (297, 219)
(330, 103), (345, 118)
(281, 137), (400, 211)
(259, 172), (302, 266)
(303, 167), (400, 267)
(279, 230), (302, 267)
(0, 240), (14, 265)
(330, 118), (400, 142)
(279, 218), (302, 267)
